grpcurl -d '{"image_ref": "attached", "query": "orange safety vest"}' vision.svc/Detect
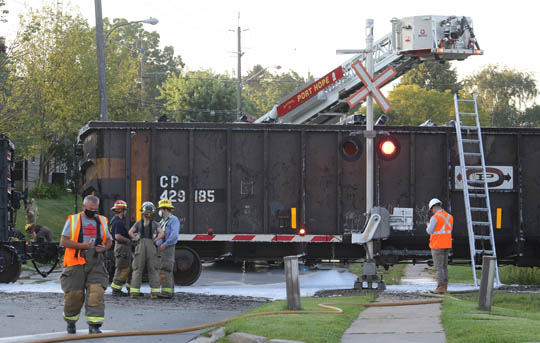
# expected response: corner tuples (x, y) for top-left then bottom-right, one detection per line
(429, 210), (453, 249)
(63, 213), (108, 267)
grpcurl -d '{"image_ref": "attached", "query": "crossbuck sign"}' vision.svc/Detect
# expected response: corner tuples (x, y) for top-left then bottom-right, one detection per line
(346, 61), (397, 113)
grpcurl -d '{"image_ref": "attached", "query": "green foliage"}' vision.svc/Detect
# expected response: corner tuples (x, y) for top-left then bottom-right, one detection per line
(464, 64), (537, 127)
(222, 296), (373, 343)
(30, 183), (67, 199)
(499, 265), (540, 285)
(385, 84), (455, 125)
(400, 61), (461, 93)
(447, 264), (540, 285)
(158, 69), (237, 122)
(0, 0), (7, 23)
(442, 293), (540, 343)
(243, 65), (306, 119)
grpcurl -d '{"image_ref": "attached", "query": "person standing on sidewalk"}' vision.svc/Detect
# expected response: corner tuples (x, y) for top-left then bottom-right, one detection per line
(128, 201), (164, 299)
(109, 200), (132, 297)
(155, 199), (180, 299)
(59, 195), (112, 334)
(426, 198), (453, 294)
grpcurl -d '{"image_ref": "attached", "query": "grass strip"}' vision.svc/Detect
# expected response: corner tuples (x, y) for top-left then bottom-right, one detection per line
(447, 265), (540, 285)
(219, 295), (374, 343)
(442, 292), (540, 343)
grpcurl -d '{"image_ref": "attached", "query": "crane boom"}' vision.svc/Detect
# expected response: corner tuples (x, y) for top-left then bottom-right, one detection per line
(255, 15), (482, 125)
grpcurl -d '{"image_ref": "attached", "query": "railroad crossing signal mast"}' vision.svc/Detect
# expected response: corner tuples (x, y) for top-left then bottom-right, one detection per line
(256, 15), (482, 290)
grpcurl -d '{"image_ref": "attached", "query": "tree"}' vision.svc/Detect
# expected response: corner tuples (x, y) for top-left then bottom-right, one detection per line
(0, 0), (7, 23)
(243, 65), (307, 119)
(385, 84), (455, 125)
(1, 6), (140, 184)
(464, 65), (537, 127)
(103, 18), (184, 118)
(399, 61), (461, 94)
(157, 70), (237, 122)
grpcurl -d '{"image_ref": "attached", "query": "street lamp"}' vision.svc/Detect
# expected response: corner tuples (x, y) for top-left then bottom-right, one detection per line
(95, 0), (158, 121)
(105, 17), (159, 43)
(237, 65), (281, 117)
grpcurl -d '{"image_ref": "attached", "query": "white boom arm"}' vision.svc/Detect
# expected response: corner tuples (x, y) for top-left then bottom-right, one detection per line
(255, 15), (481, 125)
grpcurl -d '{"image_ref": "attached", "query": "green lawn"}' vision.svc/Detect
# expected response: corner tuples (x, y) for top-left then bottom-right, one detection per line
(443, 292), (540, 343)
(349, 262), (407, 285)
(15, 193), (81, 241)
(219, 296), (374, 343)
(447, 264), (540, 285)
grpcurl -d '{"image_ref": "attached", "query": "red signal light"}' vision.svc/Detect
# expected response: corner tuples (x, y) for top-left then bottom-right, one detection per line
(298, 227), (306, 236)
(377, 137), (400, 161)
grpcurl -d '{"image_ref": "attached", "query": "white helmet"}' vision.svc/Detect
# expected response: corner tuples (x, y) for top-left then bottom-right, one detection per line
(429, 198), (442, 210)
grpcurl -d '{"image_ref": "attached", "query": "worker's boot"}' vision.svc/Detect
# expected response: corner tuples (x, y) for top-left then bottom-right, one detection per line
(130, 292), (144, 299)
(432, 284), (446, 294)
(112, 288), (128, 297)
(443, 284), (448, 293)
(67, 323), (76, 334)
(89, 324), (102, 334)
(157, 292), (173, 299)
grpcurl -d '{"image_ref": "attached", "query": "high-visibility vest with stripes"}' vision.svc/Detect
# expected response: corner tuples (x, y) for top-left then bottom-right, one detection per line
(63, 213), (108, 267)
(429, 210), (453, 249)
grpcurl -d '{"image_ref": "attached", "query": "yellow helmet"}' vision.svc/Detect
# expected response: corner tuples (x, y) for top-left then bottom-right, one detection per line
(158, 198), (175, 210)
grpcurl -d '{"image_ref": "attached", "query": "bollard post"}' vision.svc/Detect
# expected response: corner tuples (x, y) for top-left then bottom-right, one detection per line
(478, 256), (497, 311)
(284, 255), (302, 310)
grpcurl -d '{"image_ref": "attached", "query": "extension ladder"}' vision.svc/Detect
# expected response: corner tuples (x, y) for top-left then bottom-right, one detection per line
(454, 94), (500, 286)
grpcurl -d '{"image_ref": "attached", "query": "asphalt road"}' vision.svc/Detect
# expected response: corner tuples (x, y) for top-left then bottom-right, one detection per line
(0, 262), (352, 343)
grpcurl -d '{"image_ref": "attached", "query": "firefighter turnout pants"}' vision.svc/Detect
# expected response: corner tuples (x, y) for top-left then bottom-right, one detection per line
(60, 249), (108, 325)
(130, 238), (161, 296)
(158, 245), (175, 296)
(111, 242), (132, 292)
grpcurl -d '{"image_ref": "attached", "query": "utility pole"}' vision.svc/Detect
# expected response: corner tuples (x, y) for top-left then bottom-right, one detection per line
(365, 19), (375, 260)
(140, 39), (145, 107)
(236, 25), (242, 117)
(95, 0), (108, 121)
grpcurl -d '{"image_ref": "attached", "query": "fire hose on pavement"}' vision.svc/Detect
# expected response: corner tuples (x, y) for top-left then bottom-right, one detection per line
(30, 299), (443, 343)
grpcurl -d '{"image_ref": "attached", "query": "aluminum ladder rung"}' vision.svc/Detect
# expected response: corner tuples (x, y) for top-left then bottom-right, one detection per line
(464, 165), (483, 169)
(457, 99), (476, 103)
(467, 180), (484, 184)
(474, 235), (491, 240)
(461, 125), (478, 130)
(475, 249), (494, 255)
(472, 221), (490, 226)
(462, 139), (479, 144)
(469, 194), (486, 198)
(471, 207), (489, 212)
(464, 152), (482, 157)
(460, 112), (476, 115)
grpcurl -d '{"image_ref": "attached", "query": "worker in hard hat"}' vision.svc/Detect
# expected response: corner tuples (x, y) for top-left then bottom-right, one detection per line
(25, 224), (54, 243)
(155, 198), (180, 298)
(128, 201), (164, 299)
(426, 198), (454, 294)
(109, 200), (132, 297)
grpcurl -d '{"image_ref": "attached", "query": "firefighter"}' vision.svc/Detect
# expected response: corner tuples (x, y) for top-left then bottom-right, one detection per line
(128, 201), (164, 299)
(25, 224), (54, 243)
(109, 200), (132, 296)
(426, 198), (453, 294)
(155, 198), (180, 299)
(59, 195), (112, 334)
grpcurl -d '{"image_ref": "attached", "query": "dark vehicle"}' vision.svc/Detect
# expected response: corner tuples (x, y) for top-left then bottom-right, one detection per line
(0, 134), (62, 283)
(76, 121), (540, 285)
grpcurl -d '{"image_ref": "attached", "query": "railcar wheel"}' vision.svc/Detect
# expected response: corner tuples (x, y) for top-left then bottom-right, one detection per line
(0, 245), (22, 283)
(174, 246), (202, 286)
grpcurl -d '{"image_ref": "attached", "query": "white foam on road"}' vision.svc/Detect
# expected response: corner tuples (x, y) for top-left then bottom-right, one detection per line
(0, 270), (358, 300)
(0, 330), (115, 343)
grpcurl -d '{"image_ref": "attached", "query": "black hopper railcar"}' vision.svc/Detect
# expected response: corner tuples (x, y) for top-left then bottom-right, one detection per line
(76, 121), (540, 285)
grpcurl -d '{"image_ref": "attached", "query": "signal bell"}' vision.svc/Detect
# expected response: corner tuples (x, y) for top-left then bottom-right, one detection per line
(377, 136), (400, 161)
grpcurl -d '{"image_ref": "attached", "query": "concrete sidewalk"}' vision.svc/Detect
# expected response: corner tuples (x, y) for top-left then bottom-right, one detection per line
(341, 264), (445, 343)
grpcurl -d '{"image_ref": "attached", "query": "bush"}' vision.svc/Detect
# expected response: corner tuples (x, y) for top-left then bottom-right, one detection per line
(30, 183), (67, 199)
(500, 265), (540, 285)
